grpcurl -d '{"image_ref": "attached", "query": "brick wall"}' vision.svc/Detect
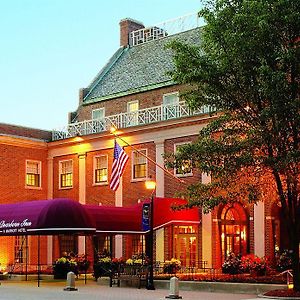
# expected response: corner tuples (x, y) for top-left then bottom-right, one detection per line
(0, 143), (48, 204)
(77, 85), (184, 122)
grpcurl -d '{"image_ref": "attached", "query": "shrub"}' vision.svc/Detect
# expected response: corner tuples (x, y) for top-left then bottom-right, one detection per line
(276, 250), (293, 272)
(222, 253), (241, 274)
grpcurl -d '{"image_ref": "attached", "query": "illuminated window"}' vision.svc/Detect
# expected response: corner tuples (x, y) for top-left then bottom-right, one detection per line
(26, 160), (41, 188)
(174, 143), (192, 177)
(127, 100), (139, 126)
(14, 236), (28, 263)
(94, 155), (108, 184)
(132, 150), (147, 179)
(132, 235), (145, 256)
(59, 235), (78, 255)
(59, 160), (73, 188)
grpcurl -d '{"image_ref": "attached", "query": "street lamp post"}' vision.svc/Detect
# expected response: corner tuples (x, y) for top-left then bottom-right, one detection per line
(145, 179), (156, 290)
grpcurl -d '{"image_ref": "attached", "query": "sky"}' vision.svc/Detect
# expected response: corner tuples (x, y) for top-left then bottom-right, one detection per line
(0, 0), (203, 131)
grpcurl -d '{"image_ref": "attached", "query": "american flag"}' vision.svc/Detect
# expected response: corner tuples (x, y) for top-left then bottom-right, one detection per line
(110, 140), (129, 191)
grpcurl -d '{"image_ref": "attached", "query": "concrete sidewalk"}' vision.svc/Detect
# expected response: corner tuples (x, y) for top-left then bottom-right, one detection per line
(0, 280), (258, 300)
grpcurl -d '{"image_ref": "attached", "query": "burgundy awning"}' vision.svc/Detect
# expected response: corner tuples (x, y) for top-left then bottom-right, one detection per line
(85, 204), (143, 234)
(0, 198), (96, 236)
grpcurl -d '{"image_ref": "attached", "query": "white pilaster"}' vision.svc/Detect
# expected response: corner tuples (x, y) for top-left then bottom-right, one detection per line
(115, 179), (123, 257)
(155, 228), (164, 263)
(254, 201), (265, 257)
(78, 153), (86, 205)
(154, 139), (165, 197)
(201, 173), (212, 267)
(78, 153), (86, 254)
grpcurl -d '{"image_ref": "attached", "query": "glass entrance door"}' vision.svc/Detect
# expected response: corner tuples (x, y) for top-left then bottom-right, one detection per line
(173, 226), (198, 267)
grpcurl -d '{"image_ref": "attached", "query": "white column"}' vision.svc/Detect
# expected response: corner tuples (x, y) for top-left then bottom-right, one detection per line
(254, 201), (265, 257)
(78, 153), (86, 254)
(154, 139), (165, 197)
(78, 153), (86, 205)
(201, 173), (212, 268)
(47, 158), (53, 265)
(115, 179), (123, 258)
(154, 139), (165, 262)
(155, 228), (164, 263)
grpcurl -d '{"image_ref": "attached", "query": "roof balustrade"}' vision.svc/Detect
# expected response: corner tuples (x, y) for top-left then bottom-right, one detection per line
(52, 102), (215, 141)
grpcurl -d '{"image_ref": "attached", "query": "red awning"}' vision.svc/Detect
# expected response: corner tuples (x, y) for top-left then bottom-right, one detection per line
(152, 197), (200, 230)
(85, 197), (200, 234)
(0, 198), (96, 236)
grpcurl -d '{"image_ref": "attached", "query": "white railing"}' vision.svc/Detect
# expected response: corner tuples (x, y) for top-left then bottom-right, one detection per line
(52, 102), (215, 141)
(130, 13), (201, 46)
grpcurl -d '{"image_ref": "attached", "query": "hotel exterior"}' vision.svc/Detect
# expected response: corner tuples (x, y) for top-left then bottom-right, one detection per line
(0, 14), (283, 273)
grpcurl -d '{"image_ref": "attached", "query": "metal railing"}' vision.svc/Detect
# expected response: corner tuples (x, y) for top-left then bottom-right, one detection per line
(130, 13), (201, 46)
(52, 102), (215, 141)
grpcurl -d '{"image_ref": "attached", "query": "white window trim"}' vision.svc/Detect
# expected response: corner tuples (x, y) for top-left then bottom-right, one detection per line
(92, 108), (105, 120)
(25, 160), (42, 189)
(59, 159), (73, 189)
(127, 100), (139, 112)
(131, 149), (148, 182)
(163, 91), (179, 105)
(127, 100), (139, 126)
(93, 155), (108, 186)
(174, 142), (193, 177)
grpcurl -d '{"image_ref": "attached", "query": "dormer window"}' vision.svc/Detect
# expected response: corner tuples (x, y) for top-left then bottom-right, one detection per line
(127, 100), (139, 126)
(92, 108), (105, 120)
(163, 92), (179, 120)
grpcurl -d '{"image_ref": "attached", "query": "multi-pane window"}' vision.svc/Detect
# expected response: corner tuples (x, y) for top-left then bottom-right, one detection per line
(59, 235), (78, 256)
(26, 160), (41, 187)
(132, 235), (145, 256)
(127, 100), (139, 126)
(92, 108), (105, 120)
(174, 143), (192, 177)
(59, 160), (73, 188)
(94, 155), (108, 184)
(163, 92), (179, 120)
(14, 236), (28, 263)
(132, 150), (147, 179)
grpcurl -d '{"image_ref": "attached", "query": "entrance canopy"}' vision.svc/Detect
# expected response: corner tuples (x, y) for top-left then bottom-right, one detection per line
(153, 197), (200, 230)
(0, 198), (96, 236)
(86, 204), (143, 234)
(86, 197), (200, 234)
(0, 197), (199, 236)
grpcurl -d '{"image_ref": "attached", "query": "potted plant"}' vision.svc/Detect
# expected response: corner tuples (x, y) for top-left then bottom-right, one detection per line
(53, 256), (78, 279)
(163, 258), (181, 274)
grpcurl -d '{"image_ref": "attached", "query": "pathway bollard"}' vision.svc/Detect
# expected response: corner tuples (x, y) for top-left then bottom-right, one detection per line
(165, 276), (182, 299)
(63, 271), (78, 291)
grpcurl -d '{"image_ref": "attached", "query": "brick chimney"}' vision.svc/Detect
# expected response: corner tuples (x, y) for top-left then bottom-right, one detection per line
(119, 18), (144, 47)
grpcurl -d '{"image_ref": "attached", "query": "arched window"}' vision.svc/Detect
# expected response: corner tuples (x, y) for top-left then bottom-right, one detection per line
(219, 203), (248, 260)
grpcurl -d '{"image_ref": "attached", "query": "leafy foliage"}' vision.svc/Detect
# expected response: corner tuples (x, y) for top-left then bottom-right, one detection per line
(166, 0), (300, 290)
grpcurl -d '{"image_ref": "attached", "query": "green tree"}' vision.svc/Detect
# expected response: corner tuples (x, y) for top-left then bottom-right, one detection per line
(167, 0), (300, 290)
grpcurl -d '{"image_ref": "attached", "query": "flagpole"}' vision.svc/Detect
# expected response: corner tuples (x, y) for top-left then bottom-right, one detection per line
(110, 131), (185, 184)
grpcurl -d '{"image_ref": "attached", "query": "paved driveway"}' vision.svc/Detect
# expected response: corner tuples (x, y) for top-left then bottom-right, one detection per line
(0, 280), (258, 300)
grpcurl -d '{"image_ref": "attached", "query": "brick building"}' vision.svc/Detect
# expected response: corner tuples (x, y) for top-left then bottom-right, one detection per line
(0, 14), (283, 273)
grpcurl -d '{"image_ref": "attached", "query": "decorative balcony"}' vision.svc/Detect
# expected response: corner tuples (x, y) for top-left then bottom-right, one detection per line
(52, 102), (214, 141)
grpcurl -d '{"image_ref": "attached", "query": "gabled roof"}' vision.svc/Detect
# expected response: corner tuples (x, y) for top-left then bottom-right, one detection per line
(83, 28), (201, 104)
